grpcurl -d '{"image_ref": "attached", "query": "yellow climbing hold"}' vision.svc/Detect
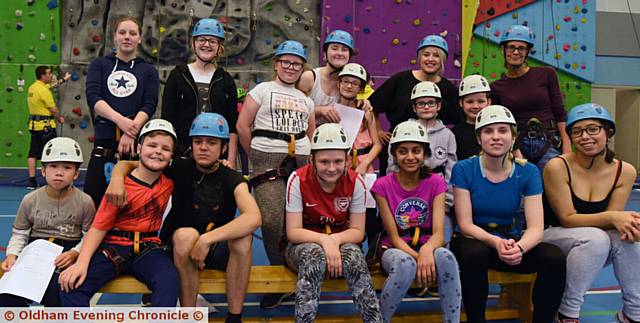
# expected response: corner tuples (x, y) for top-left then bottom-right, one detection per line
(574, 6), (580, 14)
(410, 59), (417, 65)
(572, 63), (578, 70)
(413, 19), (421, 26)
(555, 53), (562, 59)
(381, 58), (388, 64)
(159, 26), (166, 33)
(152, 48), (158, 55)
(555, 24), (561, 31)
(573, 43), (579, 51)
(581, 17), (587, 23)
(392, 38), (399, 45)
(395, 0), (402, 3)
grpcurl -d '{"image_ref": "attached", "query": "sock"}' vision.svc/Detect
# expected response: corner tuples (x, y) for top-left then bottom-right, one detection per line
(225, 312), (242, 323)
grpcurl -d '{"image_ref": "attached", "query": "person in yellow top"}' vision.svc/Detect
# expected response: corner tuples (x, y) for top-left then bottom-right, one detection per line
(27, 66), (66, 189)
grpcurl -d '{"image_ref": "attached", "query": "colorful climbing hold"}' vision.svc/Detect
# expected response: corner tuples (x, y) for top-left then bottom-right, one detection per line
(363, 27), (371, 34)
(392, 38), (399, 45)
(413, 19), (421, 26)
(16, 22), (24, 30)
(92, 35), (102, 42)
(72, 48), (80, 55)
(47, 0), (58, 10)
(563, 16), (572, 22)
(381, 58), (388, 65)
(344, 15), (352, 23)
(50, 44), (58, 52)
(410, 59), (417, 65)
(159, 26), (166, 33)
(40, 33), (46, 41)
(15, 10), (23, 17)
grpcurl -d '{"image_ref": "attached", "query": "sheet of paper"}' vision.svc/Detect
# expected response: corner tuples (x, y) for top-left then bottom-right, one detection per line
(363, 173), (377, 209)
(333, 103), (365, 149)
(0, 239), (63, 303)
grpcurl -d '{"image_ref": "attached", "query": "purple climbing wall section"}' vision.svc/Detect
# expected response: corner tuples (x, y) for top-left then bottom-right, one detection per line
(321, 0), (462, 81)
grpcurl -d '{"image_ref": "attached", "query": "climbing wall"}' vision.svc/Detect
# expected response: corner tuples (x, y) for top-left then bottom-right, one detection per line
(465, 0), (593, 110)
(0, 0), (320, 167)
(0, 0), (61, 167)
(321, 0), (463, 81)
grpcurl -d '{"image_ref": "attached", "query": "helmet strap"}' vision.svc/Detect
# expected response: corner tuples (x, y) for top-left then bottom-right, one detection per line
(276, 75), (297, 86)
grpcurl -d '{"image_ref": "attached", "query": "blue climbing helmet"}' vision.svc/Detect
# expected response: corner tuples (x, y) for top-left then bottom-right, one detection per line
(275, 40), (307, 62)
(192, 18), (225, 40)
(417, 35), (449, 57)
(500, 25), (534, 47)
(189, 113), (230, 139)
(566, 103), (616, 136)
(324, 29), (355, 52)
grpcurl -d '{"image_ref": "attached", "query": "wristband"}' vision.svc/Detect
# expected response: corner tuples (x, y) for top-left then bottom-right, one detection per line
(516, 243), (524, 255)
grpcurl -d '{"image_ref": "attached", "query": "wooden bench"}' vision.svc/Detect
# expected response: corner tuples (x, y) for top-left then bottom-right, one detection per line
(99, 265), (535, 323)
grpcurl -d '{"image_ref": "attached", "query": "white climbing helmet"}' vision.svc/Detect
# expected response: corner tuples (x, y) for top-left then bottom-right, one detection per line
(410, 81), (441, 101)
(139, 118), (178, 142)
(475, 105), (517, 131)
(41, 137), (84, 164)
(459, 74), (491, 97)
(311, 123), (350, 150)
(389, 120), (430, 145)
(338, 63), (367, 84)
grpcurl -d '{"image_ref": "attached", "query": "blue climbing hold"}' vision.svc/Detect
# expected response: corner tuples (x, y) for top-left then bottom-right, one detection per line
(71, 71), (79, 81)
(79, 120), (88, 129)
(363, 27), (371, 34)
(344, 15), (352, 23)
(47, 0), (58, 10)
(91, 19), (99, 26)
(50, 44), (58, 52)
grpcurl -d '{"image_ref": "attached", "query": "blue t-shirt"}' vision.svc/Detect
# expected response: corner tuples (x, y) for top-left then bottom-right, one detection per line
(450, 157), (542, 233)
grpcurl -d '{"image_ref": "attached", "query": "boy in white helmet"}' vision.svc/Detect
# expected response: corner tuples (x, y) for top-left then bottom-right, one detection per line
(284, 123), (383, 322)
(58, 119), (179, 307)
(0, 137), (95, 306)
(453, 74), (492, 161)
(387, 81), (457, 214)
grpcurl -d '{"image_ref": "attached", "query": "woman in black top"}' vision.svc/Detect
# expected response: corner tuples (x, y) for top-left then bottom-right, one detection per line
(162, 18), (238, 167)
(542, 103), (640, 323)
(369, 35), (461, 176)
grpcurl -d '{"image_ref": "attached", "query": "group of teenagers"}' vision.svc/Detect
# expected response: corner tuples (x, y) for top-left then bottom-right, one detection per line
(1, 15), (639, 323)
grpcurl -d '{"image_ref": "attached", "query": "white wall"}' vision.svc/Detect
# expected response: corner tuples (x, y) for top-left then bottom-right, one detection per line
(597, 0), (640, 13)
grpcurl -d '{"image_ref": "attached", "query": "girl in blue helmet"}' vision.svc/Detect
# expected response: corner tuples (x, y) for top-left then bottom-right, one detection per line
(162, 18), (239, 169)
(490, 24), (571, 173)
(236, 39), (315, 309)
(369, 34), (462, 177)
(299, 29), (355, 124)
(542, 103), (640, 323)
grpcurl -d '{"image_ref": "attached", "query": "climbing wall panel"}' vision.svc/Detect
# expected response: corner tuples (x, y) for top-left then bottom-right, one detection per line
(465, 37), (591, 111)
(0, 1), (61, 167)
(474, 0), (537, 25)
(473, 0), (596, 81)
(321, 0), (463, 80)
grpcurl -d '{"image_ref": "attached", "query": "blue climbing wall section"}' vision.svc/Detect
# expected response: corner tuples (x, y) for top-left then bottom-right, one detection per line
(473, 0), (596, 81)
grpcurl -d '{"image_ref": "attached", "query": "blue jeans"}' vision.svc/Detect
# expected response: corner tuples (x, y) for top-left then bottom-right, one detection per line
(543, 227), (640, 320)
(519, 136), (560, 174)
(59, 243), (179, 307)
(380, 247), (461, 323)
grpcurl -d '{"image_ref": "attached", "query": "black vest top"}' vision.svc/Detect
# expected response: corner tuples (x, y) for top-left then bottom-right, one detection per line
(544, 156), (622, 227)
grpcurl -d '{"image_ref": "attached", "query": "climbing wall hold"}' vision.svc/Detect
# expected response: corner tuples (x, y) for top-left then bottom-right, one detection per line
(47, 0), (57, 10)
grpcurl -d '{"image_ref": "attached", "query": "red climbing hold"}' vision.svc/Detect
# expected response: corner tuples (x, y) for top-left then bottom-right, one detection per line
(92, 35), (102, 42)
(72, 48), (80, 56)
(72, 107), (82, 116)
(88, 136), (95, 143)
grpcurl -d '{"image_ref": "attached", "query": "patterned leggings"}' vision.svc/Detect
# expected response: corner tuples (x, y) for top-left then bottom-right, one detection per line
(380, 247), (461, 323)
(250, 150), (308, 265)
(285, 242), (383, 323)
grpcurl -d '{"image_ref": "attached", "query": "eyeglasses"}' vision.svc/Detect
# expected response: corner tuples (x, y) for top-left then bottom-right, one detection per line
(195, 38), (220, 46)
(339, 79), (361, 88)
(414, 100), (438, 108)
(505, 45), (529, 53)
(278, 60), (304, 71)
(570, 125), (603, 138)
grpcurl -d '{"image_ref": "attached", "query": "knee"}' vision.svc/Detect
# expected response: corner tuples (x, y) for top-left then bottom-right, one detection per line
(579, 228), (611, 255)
(384, 250), (417, 278)
(299, 243), (326, 268)
(434, 248), (459, 269)
(228, 234), (252, 259)
(172, 228), (199, 259)
(537, 243), (567, 273)
(451, 237), (490, 267)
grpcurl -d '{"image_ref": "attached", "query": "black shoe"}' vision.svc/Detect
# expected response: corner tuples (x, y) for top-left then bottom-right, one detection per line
(26, 178), (38, 190)
(141, 293), (152, 307)
(259, 292), (294, 309)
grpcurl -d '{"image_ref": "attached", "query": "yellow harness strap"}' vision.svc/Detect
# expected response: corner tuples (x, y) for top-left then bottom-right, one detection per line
(133, 232), (140, 254)
(205, 222), (215, 233)
(116, 127), (122, 142)
(325, 224), (332, 235)
(411, 227), (421, 248)
(351, 145), (359, 169)
(287, 134), (296, 156)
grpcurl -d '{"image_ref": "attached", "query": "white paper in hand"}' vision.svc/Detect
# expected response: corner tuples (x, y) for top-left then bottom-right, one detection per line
(0, 239), (63, 303)
(363, 173), (377, 209)
(333, 103), (364, 150)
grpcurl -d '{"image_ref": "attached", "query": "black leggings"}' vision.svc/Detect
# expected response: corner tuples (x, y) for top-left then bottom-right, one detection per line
(450, 235), (566, 323)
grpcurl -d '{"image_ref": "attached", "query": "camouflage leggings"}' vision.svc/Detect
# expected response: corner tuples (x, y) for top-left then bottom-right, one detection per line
(285, 242), (383, 323)
(250, 150), (308, 265)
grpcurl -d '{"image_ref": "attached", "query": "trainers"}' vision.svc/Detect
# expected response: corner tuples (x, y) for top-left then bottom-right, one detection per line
(615, 311), (637, 323)
(26, 178), (38, 190)
(260, 292), (294, 309)
(555, 313), (580, 323)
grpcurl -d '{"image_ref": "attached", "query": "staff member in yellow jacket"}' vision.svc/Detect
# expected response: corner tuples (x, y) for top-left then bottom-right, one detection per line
(26, 66), (67, 189)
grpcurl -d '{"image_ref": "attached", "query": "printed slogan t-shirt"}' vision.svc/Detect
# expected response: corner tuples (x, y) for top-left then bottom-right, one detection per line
(248, 81), (314, 155)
